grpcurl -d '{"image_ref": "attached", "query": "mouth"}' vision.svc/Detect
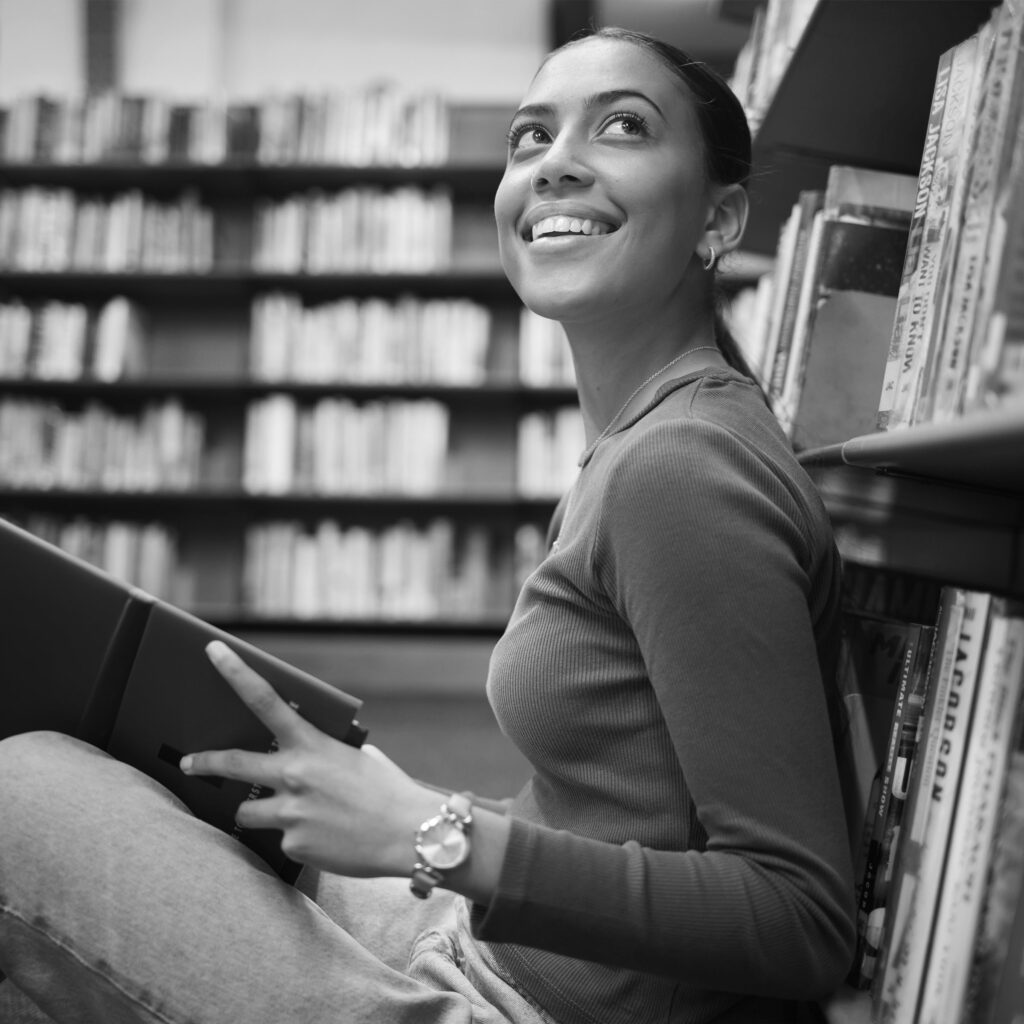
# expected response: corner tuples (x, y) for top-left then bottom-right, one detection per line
(522, 214), (620, 243)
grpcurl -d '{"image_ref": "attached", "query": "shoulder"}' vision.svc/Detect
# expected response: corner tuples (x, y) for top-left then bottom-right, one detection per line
(597, 376), (828, 563)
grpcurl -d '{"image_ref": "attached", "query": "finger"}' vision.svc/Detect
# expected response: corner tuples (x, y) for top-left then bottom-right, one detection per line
(179, 747), (280, 786)
(233, 792), (288, 831)
(205, 640), (306, 742)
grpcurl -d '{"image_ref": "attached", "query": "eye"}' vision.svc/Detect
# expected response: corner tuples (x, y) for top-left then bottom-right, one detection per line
(507, 122), (551, 153)
(600, 111), (649, 138)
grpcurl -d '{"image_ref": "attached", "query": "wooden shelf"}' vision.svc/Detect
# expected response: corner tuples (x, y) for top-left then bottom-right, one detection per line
(744, 0), (999, 253)
(798, 403), (1024, 495)
(0, 377), (577, 408)
(0, 159), (505, 201)
(0, 488), (558, 517)
(0, 269), (516, 301)
(799, 407), (1024, 596)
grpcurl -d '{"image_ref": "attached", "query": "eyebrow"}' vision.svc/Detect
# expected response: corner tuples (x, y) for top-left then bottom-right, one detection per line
(509, 88), (666, 125)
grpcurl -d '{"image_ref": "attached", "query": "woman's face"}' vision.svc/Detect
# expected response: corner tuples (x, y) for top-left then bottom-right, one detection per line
(494, 37), (715, 326)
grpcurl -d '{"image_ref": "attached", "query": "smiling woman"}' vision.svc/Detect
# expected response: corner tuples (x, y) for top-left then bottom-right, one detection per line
(0, 26), (854, 1024)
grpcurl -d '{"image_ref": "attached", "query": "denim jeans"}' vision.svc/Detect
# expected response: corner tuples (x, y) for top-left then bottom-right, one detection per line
(0, 732), (554, 1024)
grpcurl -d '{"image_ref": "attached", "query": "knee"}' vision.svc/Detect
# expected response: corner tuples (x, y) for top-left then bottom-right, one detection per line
(0, 731), (92, 809)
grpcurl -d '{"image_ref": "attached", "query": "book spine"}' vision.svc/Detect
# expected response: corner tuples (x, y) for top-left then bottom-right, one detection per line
(873, 588), (964, 1021)
(929, 6), (1024, 423)
(965, 724), (1024, 1024)
(767, 190), (823, 400)
(917, 600), (1024, 1024)
(875, 589), (992, 1023)
(876, 47), (952, 429)
(912, 12), (998, 424)
(850, 623), (921, 987)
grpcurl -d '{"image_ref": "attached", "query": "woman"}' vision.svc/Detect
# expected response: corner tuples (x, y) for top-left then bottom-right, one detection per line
(0, 27), (856, 1024)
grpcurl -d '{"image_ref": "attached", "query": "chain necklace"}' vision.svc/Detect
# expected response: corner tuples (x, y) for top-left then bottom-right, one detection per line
(580, 345), (720, 465)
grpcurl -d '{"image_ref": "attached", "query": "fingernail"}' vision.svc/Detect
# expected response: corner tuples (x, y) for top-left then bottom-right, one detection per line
(206, 640), (228, 662)
(180, 755), (193, 773)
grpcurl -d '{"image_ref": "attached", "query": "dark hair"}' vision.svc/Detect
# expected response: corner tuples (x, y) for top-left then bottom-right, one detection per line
(550, 27), (761, 389)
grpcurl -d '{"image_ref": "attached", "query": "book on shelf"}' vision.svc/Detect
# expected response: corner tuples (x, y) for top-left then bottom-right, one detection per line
(242, 395), (450, 496)
(0, 513), (367, 883)
(927, 2), (1024, 424)
(0, 87), (453, 168)
(0, 295), (145, 382)
(871, 587), (990, 1022)
(835, 611), (927, 873)
(243, 517), (515, 622)
(728, 0), (819, 133)
(915, 597), (1024, 1024)
(875, 42), (954, 430)
(766, 189), (824, 407)
(848, 614), (936, 990)
(733, 164), (914, 449)
(787, 165), (915, 450)
(965, 726), (1024, 1024)
(879, 1), (1024, 430)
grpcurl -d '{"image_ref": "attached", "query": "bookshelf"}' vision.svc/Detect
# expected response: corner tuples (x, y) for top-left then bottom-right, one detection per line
(743, 0), (1000, 254)
(0, 95), (580, 696)
(730, 1), (1024, 1020)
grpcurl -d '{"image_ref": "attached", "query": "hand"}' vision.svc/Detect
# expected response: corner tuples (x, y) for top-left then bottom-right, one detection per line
(180, 640), (439, 878)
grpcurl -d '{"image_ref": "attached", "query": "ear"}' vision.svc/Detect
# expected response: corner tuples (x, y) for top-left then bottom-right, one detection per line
(697, 183), (749, 260)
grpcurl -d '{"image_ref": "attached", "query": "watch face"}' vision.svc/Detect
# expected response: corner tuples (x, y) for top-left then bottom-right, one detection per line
(416, 816), (470, 870)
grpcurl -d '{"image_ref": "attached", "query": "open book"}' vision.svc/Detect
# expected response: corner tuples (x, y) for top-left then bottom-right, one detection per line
(0, 514), (366, 883)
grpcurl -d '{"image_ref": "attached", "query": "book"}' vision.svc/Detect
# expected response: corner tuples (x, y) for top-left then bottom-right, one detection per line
(836, 611), (923, 865)
(0, 514), (367, 883)
(766, 190), (824, 402)
(965, 3), (1024, 413)
(929, 1), (1024, 423)
(917, 597), (1024, 1023)
(876, 44), (953, 429)
(911, 11), (1000, 425)
(849, 616), (935, 989)
(965, 721), (1024, 1023)
(786, 165), (916, 450)
(874, 588), (992, 1023)
(886, 26), (989, 430)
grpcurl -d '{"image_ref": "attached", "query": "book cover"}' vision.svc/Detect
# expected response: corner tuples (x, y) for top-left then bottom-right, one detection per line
(836, 611), (921, 867)
(876, 45), (953, 429)
(787, 165), (916, 449)
(965, 4), (1024, 412)
(850, 619), (934, 989)
(917, 598), (1024, 1023)
(888, 26), (988, 430)
(929, 2), (1024, 423)
(911, 11), (999, 425)
(874, 588), (992, 1022)
(0, 514), (366, 883)
(965, 729), (1024, 1024)
(767, 190), (824, 401)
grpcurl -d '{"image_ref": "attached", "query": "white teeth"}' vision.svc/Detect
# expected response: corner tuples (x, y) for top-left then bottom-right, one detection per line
(529, 215), (614, 241)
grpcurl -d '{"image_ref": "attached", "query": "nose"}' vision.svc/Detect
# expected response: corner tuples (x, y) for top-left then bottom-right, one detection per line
(531, 133), (594, 191)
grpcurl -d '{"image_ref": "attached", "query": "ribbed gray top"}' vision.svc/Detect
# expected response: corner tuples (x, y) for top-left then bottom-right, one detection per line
(470, 368), (856, 1024)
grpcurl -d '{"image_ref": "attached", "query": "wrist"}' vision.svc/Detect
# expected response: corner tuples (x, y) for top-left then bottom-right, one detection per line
(410, 792), (474, 899)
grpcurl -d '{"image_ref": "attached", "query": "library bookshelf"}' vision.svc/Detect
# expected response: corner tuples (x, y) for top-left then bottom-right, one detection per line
(0, 100), (580, 698)
(731, 0), (1022, 1020)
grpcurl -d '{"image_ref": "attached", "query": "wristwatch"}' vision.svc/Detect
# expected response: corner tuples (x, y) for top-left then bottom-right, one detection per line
(410, 792), (473, 899)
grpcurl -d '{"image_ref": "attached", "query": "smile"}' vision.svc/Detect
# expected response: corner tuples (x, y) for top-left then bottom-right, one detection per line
(526, 215), (618, 242)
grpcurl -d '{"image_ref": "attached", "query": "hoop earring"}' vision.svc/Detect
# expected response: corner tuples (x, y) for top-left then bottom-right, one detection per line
(702, 246), (717, 272)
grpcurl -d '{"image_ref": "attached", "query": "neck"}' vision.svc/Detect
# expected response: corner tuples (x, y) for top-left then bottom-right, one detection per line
(566, 307), (723, 447)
